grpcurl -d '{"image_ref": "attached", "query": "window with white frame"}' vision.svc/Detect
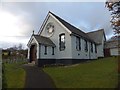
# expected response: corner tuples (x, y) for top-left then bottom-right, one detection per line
(84, 40), (88, 52)
(76, 36), (81, 50)
(95, 44), (97, 53)
(59, 33), (65, 51)
(91, 42), (93, 52)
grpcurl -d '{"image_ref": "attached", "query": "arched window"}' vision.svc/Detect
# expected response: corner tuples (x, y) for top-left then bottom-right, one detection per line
(59, 33), (65, 51)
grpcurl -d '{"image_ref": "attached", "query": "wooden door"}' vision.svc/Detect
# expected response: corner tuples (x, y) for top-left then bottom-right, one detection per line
(30, 45), (36, 63)
(104, 48), (110, 57)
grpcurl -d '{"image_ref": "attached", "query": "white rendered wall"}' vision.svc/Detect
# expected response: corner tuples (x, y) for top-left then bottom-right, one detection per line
(27, 48), (30, 59)
(97, 36), (105, 57)
(40, 15), (72, 59)
(40, 45), (56, 59)
(71, 35), (97, 59)
(110, 48), (119, 56)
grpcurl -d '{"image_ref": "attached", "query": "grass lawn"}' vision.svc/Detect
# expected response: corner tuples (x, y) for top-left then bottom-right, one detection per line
(43, 57), (118, 88)
(0, 51), (2, 89)
(3, 62), (26, 88)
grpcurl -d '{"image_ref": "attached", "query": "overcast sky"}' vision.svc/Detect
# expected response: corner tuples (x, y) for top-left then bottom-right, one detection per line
(0, 2), (113, 49)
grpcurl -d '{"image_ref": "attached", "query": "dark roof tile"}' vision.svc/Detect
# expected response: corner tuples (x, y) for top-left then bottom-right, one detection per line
(34, 35), (56, 47)
(86, 29), (105, 44)
(50, 12), (96, 43)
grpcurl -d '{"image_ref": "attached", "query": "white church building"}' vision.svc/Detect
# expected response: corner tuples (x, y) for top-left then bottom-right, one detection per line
(27, 11), (106, 66)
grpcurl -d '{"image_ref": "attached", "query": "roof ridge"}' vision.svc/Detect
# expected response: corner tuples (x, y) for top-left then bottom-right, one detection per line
(86, 29), (104, 34)
(50, 12), (83, 31)
(49, 12), (96, 43)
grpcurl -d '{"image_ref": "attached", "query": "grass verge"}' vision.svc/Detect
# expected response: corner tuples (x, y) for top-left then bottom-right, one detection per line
(3, 62), (26, 88)
(43, 57), (118, 88)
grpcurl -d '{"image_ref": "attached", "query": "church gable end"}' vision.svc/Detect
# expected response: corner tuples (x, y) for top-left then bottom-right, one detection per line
(27, 11), (106, 66)
(38, 12), (72, 37)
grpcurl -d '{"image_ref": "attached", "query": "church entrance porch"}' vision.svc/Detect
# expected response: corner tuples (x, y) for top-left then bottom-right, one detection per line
(29, 44), (37, 64)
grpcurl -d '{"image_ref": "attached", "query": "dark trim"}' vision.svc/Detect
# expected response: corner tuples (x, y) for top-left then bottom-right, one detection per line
(38, 14), (50, 35)
(44, 46), (47, 55)
(84, 39), (88, 52)
(70, 33), (97, 44)
(40, 43), (56, 47)
(59, 33), (65, 51)
(76, 36), (81, 51)
(37, 59), (95, 67)
(91, 42), (93, 53)
(38, 59), (56, 67)
(95, 44), (97, 53)
(52, 47), (54, 55)
(39, 44), (41, 59)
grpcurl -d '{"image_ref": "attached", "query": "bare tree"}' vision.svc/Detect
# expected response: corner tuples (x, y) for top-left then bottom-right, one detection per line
(106, 2), (120, 88)
(105, 0), (120, 35)
(13, 45), (18, 50)
(18, 43), (23, 50)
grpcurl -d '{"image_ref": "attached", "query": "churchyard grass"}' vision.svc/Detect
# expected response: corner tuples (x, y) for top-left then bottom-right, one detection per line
(43, 57), (118, 88)
(3, 62), (26, 88)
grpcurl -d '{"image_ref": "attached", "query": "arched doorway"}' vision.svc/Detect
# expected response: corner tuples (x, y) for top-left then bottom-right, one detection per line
(30, 44), (37, 63)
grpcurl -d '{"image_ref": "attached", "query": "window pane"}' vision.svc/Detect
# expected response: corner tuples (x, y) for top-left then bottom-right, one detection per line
(61, 35), (65, 42)
(44, 46), (47, 55)
(95, 44), (97, 53)
(84, 40), (88, 52)
(76, 37), (81, 50)
(59, 34), (65, 51)
(52, 47), (54, 55)
(91, 43), (93, 52)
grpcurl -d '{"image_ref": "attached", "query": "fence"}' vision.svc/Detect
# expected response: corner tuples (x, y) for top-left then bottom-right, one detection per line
(3, 58), (27, 64)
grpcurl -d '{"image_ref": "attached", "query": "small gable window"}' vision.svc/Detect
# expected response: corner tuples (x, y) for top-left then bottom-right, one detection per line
(59, 33), (65, 51)
(44, 46), (47, 55)
(91, 42), (93, 52)
(76, 37), (81, 51)
(84, 40), (88, 52)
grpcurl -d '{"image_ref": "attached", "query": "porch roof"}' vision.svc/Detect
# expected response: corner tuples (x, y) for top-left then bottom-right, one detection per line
(34, 35), (56, 47)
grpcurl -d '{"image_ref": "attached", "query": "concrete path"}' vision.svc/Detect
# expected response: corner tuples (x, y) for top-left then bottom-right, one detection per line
(23, 65), (56, 88)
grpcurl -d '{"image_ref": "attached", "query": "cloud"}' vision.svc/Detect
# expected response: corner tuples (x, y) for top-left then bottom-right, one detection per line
(0, 7), (33, 48)
(2, 0), (107, 2)
(0, 2), (113, 49)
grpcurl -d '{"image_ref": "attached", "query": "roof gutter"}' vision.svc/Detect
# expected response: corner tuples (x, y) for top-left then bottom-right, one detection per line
(70, 33), (98, 44)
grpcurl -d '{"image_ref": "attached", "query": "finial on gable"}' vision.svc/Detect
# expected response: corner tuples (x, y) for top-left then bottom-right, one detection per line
(49, 11), (51, 13)
(33, 30), (34, 35)
(48, 11), (54, 15)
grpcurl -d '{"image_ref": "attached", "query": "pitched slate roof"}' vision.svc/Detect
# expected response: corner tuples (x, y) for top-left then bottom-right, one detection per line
(34, 35), (56, 47)
(86, 29), (105, 44)
(49, 12), (96, 43)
